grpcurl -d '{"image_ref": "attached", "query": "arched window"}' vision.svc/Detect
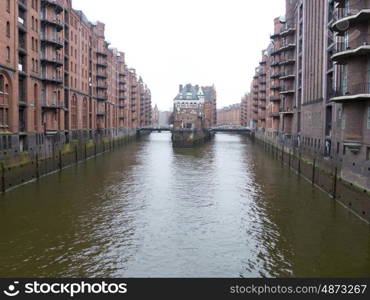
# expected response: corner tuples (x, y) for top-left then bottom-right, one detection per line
(0, 74), (10, 129)
(71, 94), (78, 130)
(82, 98), (88, 129)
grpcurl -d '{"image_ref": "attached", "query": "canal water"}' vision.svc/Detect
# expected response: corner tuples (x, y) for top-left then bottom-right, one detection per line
(0, 133), (369, 278)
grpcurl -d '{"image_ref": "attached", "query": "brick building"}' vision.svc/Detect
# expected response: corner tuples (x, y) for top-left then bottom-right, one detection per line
(173, 84), (217, 130)
(217, 104), (241, 126)
(241, 0), (370, 191)
(0, 0), (151, 156)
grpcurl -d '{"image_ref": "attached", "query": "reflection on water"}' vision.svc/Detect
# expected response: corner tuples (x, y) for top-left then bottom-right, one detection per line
(0, 133), (369, 277)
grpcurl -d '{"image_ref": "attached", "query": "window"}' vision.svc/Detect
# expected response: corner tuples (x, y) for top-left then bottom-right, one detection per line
(6, 0), (10, 12)
(0, 74), (10, 128)
(342, 65), (348, 95)
(6, 47), (10, 61)
(71, 95), (78, 130)
(367, 147), (370, 161)
(368, 107), (370, 129)
(6, 22), (10, 37)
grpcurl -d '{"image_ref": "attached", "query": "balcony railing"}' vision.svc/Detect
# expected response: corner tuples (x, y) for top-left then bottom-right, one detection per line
(331, 82), (370, 99)
(97, 93), (108, 101)
(280, 86), (295, 94)
(96, 71), (108, 78)
(96, 82), (108, 89)
(41, 74), (63, 84)
(40, 34), (64, 48)
(41, 15), (63, 30)
(18, 17), (27, 31)
(280, 24), (296, 36)
(19, 0), (27, 10)
(332, 7), (370, 33)
(41, 97), (63, 108)
(96, 61), (108, 67)
(331, 40), (370, 62)
(40, 54), (63, 66)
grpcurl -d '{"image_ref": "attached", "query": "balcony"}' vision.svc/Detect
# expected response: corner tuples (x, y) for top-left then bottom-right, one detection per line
(18, 17), (27, 32)
(270, 84), (281, 90)
(280, 25), (296, 37)
(270, 32), (280, 40)
(271, 73), (280, 79)
(281, 107), (294, 116)
(280, 86), (295, 94)
(41, 74), (63, 84)
(96, 61), (108, 68)
(97, 109), (105, 116)
(96, 82), (108, 90)
(40, 34), (64, 49)
(270, 97), (281, 102)
(41, 97), (62, 109)
(271, 61), (280, 67)
(96, 94), (108, 101)
(119, 72), (127, 77)
(18, 63), (27, 75)
(332, 8), (370, 33)
(40, 54), (63, 66)
(270, 49), (280, 56)
(96, 72), (107, 79)
(279, 43), (296, 52)
(270, 112), (281, 118)
(279, 73), (296, 80)
(96, 50), (107, 57)
(41, 15), (63, 31)
(330, 82), (370, 103)
(18, 0), (27, 10)
(41, 0), (64, 13)
(279, 57), (296, 65)
(331, 41), (370, 63)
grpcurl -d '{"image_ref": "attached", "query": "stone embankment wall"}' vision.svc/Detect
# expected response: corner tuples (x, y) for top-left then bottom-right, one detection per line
(0, 129), (140, 192)
(254, 133), (370, 224)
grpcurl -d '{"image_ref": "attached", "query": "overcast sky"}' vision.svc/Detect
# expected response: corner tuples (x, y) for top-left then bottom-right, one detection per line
(73, 0), (285, 111)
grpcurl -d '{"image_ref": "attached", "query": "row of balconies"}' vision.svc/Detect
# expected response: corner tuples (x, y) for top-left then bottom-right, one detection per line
(329, 0), (370, 104)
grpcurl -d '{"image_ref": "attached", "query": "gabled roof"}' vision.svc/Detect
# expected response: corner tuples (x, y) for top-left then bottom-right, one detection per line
(174, 84), (200, 101)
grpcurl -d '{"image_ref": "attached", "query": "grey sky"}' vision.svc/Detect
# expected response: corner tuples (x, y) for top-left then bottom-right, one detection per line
(73, 0), (285, 111)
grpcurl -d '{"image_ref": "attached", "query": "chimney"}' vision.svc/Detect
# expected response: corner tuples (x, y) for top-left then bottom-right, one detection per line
(179, 85), (183, 92)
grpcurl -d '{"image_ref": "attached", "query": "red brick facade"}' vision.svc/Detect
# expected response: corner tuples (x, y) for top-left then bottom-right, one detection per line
(241, 0), (370, 191)
(0, 0), (151, 153)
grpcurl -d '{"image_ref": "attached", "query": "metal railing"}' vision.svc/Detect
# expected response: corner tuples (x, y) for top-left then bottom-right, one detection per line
(333, 40), (370, 54)
(331, 82), (370, 97)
